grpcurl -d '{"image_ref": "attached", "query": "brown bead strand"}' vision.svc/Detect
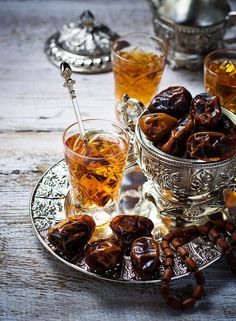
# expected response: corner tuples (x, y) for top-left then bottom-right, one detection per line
(160, 226), (204, 310)
(160, 220), (236, 310)
(208, 220), (236, 275)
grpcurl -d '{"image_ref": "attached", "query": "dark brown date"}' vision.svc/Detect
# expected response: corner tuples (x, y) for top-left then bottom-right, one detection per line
(191, 93), (221, 127)
(148, 86), (192, 118)
(85, 237), (123, 273)
(139, 113), (178, 142)
(186, 131), (236, 161)
(48, 215), (96, 255)
(159, 114), (195, 157)
(110, 215), (154, 249)
(130, 237), (160, 279)
(211, 114), (236, 141)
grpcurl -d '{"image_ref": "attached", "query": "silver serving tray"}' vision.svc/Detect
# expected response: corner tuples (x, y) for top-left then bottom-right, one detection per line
(30, 159), (223, 284)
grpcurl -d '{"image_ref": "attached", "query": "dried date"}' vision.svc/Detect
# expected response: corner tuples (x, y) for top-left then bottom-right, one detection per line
(211, 114), (236, 141)
(148, 86), (192, 118)
(85, 237), (123, 273)
(191, 93), (221, 127)
(130, 237), (160, 279)
(139, 113), (178, 142)
(48, 215), (96, 255)
(186, 131), (236, 161)
(110, 215), (154, 249)
(159, 114), (195, 157)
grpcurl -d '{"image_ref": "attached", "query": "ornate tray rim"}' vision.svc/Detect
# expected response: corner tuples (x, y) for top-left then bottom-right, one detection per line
(29, 159), (222, 285)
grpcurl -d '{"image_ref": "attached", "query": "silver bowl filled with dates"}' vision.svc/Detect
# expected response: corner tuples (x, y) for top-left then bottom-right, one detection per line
(121, 87), (236, 224)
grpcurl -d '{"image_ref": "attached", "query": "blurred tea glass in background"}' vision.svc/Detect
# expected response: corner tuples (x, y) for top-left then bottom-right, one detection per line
(224, 184), (236, 219)
(204, 49), (236, 114)
(63, 119), (130, 226)
(112, 33), (167, 108)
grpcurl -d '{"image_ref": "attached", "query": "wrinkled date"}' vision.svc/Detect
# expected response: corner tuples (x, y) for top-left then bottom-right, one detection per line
(130, 237), (160, 280)
(191, 93), (222, 127)
(211, 114), (236, 141)
(110, 215), (154, 249)
(159, 114), (195, 157)
(139, 113), (178, 143)
(186, 132), (236, 161)
(48, 215), (96, 255)
(148, 86), (192, 118)
(85, 237), (123, 273)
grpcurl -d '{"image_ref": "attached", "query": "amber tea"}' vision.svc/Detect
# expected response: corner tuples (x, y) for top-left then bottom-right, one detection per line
(113, 49), (165, 105)
(63, 120), (129, 219)
(112, 33), (167, 106)
(204, 49), (236, 114)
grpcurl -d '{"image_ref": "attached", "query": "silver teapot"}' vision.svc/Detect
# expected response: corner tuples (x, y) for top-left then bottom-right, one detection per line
(147, 0), (236, 69)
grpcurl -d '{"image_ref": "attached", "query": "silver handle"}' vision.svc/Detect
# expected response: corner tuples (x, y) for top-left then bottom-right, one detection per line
(224, 11), (236, 45)
(120, 94), (145, 136)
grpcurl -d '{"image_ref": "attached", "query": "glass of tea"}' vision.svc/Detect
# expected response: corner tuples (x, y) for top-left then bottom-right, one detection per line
(112, 33), (167, 115)
(63, 119), (130, 226)
(224, 184), (236, 219)
(204, 49), (236, 114)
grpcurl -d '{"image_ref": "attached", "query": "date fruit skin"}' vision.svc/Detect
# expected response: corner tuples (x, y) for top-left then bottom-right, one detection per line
(191, 93), (221, 127)
(186, 131), (236, 161)
(159, 114), (195, 157)
(211, 114), (236, 141)
(139, 113), (177, 142)
(48, 215), (95, 255)
(110, 215), (154, 249)
(148, 86), (192, 118)
(131, 237), (160, 280)
(85, 237), (123, 273)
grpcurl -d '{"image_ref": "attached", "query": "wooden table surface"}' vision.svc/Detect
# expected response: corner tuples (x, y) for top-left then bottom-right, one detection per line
(1, 1), (236, 320)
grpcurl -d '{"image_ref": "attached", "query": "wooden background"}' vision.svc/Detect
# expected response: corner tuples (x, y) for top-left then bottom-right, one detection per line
(0, 1), (235, 320)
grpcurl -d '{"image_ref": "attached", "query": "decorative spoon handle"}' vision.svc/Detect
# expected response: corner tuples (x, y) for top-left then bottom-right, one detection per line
(60, 62), (87, 141)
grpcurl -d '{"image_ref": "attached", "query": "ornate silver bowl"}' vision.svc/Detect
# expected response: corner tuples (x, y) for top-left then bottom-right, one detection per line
(121, 96), (236, 224)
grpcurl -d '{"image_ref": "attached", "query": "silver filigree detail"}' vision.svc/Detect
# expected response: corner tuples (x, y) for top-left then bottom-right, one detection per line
(190, 169), (213, 193)
(45, 10), (119, 73)
(143, 157), (184, 196)
(31, 198), (65, 231)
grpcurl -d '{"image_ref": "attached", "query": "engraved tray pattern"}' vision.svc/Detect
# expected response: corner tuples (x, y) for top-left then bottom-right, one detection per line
(30, 160), (223, 284)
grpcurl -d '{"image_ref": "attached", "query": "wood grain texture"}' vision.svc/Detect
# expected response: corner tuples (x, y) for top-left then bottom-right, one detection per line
(0, 1), (236, 321)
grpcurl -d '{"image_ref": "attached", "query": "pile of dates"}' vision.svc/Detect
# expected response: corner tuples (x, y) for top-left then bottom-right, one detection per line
(139, 87), (236, 161)
(48, 214), (160, 280)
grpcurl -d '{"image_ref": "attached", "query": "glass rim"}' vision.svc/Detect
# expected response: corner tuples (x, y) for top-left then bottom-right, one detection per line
(112, 32), (168, 65)
(63, 118), (130, 160)
(204, 48), (236, 80)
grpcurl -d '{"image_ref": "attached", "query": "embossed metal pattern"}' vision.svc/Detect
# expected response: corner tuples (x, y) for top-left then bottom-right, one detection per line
(45, 11), (119, 73)
(30, 160), (223, 284)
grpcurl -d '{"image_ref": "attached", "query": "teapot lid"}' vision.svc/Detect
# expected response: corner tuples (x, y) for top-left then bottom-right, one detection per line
(45, 11), (119, 73)
(157, 0), (231, 27)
